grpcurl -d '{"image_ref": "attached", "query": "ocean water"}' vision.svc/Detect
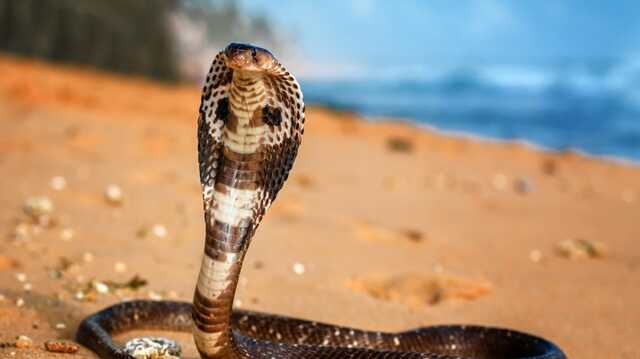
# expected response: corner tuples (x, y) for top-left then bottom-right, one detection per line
(301, 60), (640, 163)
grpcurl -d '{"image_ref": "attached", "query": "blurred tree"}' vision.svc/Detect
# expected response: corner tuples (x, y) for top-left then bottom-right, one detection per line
(179, 0), (282, 53)
(0, 0), (180, 81)
(0, 0), (284, 81)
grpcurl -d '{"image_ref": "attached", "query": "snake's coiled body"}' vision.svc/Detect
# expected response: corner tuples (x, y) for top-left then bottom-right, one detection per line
(77, 300), (563, 359)
(76, 43), (566, 359)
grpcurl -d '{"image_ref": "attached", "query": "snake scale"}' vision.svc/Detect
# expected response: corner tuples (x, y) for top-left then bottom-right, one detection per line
(76, 43), (567, 359)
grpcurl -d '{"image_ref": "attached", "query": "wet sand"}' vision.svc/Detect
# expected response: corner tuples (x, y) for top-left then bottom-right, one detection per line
(0, 55), (639, 358)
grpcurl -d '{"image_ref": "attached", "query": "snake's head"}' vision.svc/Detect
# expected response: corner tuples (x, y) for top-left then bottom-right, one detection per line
(224, 43), (277, 73)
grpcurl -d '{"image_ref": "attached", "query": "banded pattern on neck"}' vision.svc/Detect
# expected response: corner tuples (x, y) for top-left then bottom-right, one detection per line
(193, 71), (271, 358)
(225, 73), (268, 155)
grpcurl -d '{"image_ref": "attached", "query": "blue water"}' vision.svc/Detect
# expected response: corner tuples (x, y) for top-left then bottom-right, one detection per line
(301, 60), (640, 163)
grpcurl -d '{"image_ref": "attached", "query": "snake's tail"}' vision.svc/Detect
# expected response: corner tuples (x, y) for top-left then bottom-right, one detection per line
(401, 325), (566, 359)
(76, 300), (193, 359)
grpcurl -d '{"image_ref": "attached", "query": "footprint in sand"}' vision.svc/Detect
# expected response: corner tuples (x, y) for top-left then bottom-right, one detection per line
(351, 220), (424, 244)
(346, 273), (492, 310)
(291, 174), (316, 189)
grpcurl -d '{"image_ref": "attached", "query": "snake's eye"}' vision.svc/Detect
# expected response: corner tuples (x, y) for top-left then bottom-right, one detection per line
(254, 50), (274, 69)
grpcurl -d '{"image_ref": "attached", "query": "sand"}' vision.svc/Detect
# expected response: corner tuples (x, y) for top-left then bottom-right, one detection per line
(0, 54), (639, 358)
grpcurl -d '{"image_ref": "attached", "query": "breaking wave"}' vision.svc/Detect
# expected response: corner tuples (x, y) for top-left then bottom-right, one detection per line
(302, 58), (640, 162)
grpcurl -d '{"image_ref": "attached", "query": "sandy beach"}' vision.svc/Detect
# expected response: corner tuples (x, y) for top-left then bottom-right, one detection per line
(0, 55), (639, 358)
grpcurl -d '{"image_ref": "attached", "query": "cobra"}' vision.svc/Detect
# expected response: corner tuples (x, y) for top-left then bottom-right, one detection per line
(76, 43), (566, 359)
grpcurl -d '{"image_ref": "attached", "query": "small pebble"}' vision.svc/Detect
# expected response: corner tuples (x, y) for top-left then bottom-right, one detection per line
(94, 281), (109, 294)
(16, 298), (24, 307)
(136, 227), (151, 238)
(83, 252), (94, 263)
(59, 228), (74, 241)
(0, 293), (5, 301)
(386, 136), (414, 153)
(294, 174), (314, 188)
(104, 184), (124, 206)
(23, 196), (54, 219)
(556, 239), (606, 259)
(15, 272), (27, 282)
(403, 229), (423, 242)
(529, 249), (543, 263)
(55, 322), (67, 330)
(44, 340), (80, 354)
(50, 176), (67, 191)
(114, 262), (127, 273)
(292, 262), (305, 275)
(151, 224), (168, 238)
(148, 291), (163, 301)
(23, 283), (32, 291)
(15, 335), (32, 348)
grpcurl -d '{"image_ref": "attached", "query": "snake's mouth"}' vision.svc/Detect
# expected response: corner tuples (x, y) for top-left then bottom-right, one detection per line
(224, 42), (276, 72)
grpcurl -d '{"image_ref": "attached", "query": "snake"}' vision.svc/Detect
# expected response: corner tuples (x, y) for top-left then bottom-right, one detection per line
(76, 43), (567, 359)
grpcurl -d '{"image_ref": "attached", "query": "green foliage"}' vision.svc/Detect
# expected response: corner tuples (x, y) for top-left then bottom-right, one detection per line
(0, 0), (179, 81)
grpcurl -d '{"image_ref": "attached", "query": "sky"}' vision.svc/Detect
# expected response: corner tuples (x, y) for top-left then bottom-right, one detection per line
(239, 0), (640, 77)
